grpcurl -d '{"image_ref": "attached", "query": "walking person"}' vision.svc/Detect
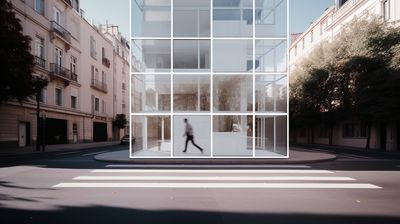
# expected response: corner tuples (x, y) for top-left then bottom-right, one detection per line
(182, 118), (203, 153)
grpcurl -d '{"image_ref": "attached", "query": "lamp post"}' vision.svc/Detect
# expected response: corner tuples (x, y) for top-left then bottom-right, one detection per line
(33, 76), (48, 152)
(35, 89), (40, 152)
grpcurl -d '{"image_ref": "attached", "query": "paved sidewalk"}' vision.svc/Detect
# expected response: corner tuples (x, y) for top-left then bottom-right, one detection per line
(94, 147), (337, 164)
(295, 143), (400, 159)
(0, 141), (119, 156)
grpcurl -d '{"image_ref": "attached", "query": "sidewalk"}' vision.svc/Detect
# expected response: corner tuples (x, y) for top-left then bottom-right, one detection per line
(295, 143), (400, 159)
(0, 141), (119, 156)
(94, 147), (337, 164)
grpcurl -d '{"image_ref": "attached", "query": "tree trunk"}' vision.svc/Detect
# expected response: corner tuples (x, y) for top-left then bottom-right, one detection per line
(311, 127), (315, 144)
(329, 125), (334, 146)
(365, 122), (372, 150)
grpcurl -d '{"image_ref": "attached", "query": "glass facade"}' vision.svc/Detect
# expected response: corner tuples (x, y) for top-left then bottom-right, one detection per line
(131, 0), (288, 158)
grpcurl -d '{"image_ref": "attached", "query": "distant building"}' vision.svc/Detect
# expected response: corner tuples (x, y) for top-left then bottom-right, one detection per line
(0, 0), (129, 147)
(289, 0), (400, 151)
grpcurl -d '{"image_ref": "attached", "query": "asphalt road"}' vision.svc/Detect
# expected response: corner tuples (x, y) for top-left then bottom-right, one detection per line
(1, 145), (400, 224)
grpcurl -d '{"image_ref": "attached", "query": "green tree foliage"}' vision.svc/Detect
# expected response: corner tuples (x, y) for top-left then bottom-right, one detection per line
(290, 16), (400, 148)
(0, 0), (41, 103)
(114, 114), (127, 129)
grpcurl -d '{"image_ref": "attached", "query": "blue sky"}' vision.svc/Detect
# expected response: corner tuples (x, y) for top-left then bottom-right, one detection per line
(290, 0), (334, 34)
(80, 0), (130, 38)
(80, 0), (334, 38)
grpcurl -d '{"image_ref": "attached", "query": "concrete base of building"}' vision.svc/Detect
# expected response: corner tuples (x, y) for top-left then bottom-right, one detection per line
(94, 148), (337, 164)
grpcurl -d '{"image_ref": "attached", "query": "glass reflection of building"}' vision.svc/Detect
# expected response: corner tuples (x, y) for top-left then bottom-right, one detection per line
(131, 0), (288, 158)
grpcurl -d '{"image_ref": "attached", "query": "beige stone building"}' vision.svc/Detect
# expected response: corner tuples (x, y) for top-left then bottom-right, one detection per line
(0, 0), (129, 147)
(289, 0), (400, 151)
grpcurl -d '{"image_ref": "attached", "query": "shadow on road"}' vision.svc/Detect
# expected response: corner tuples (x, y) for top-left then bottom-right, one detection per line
(0, 205), (399, 224)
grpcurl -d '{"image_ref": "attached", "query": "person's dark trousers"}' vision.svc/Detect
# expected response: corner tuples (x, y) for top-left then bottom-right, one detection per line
(184, 135), (203, 152)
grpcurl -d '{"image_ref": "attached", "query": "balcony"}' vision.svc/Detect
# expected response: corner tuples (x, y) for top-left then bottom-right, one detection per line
(91, 79), (108, 93)
(34, 56), (46, 69)
(50, 21), (72, 50)
(49, 63), (78, 85)
(333, 0), (362, 22)
(102, 57), (111, 68)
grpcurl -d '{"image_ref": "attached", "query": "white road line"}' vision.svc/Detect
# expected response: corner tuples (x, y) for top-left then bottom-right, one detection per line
(73, 176), (355, 181)
(92, 169), (333, 174)
(105, 164), (311, 169)
(53, 182), (381, 189)
(81, 151), (109, 156)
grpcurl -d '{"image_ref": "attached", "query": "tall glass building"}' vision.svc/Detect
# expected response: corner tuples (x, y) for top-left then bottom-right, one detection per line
(131, 0), (288, 158)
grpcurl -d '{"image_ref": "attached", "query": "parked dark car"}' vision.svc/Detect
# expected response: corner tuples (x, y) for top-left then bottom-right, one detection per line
(120, 135), (134, 145)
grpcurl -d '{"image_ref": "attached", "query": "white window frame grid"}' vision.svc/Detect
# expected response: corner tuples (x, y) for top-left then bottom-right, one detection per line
(130, 0), (289, 158)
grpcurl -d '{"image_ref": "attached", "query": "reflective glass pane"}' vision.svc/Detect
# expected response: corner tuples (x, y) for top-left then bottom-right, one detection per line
(132, 40), (171, 72)
(174, 75), (210, 111)
(173, 40), (211, 72)
(173, 0), (210, 37)
(255, 39), (287, 73)
(213, 40), (252, 72)
(255, 75), (287, 112)
(173, 115), (211, 156)
(213, 0), (253, 37)
(131, 115), (171, 157)
(131, 74), (171, 112)
(132, 0), (171, 37)
(213, 75), (252, 112)
(255, 115), (287, 156)
(213, 115), (253, 156)
(255, 0), (287, 37)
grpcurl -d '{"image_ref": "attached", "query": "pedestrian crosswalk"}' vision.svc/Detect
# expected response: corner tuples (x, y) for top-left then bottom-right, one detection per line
(52, 167), (381, 189)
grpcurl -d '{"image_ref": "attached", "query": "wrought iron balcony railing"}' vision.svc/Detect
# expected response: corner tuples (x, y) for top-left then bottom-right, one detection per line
(49, 63), (77, 83)
(50, 21), (71, 44)
(91, 79), (108, 92)
(102, 57), (111, 68)
(34, 56), (46, 69)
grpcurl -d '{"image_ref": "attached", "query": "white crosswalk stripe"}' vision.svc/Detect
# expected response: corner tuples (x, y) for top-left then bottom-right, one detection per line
(91, 169), (332, 174)
(105, 164), (312, 169)
(53, 168), (382, 189)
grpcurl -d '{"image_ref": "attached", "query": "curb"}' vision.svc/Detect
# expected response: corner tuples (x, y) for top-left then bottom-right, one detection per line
(0, 142), (119, 158)
(94, 150), (337, 165)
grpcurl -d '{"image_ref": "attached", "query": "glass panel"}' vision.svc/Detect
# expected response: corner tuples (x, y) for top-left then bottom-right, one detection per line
(173, 115), (211, 157)
(173, 0), (210, 37)
(132, 0), (171, 37)
(213, 115), (253, 156)
(213, 40), (252, 72)
(255, 39), (287, 73)
(213, 75), (252, 112)
(131, 115), (171, 157)
(255, 115), (287, 156)
(255, 74), (287, 112)
(213, 0), (253, 37)
(131, 74), (171, 112)
(174, 75), (210, 111)
(255, 0), (287, 37)
(173, 40), (210, 72)
(132, 40), (171, 72)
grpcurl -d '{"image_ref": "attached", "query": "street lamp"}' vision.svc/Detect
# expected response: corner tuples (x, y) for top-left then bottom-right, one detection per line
(33, 76), (48, 152)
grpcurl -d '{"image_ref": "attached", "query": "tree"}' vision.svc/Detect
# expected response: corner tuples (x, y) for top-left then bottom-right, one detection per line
(290, 16), (400, 149)
(114, 114), (127, 129)
(0, 0), (37, 103)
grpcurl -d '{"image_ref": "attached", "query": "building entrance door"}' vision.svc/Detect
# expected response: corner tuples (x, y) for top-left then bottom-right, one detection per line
(93, 122), (107, 142)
